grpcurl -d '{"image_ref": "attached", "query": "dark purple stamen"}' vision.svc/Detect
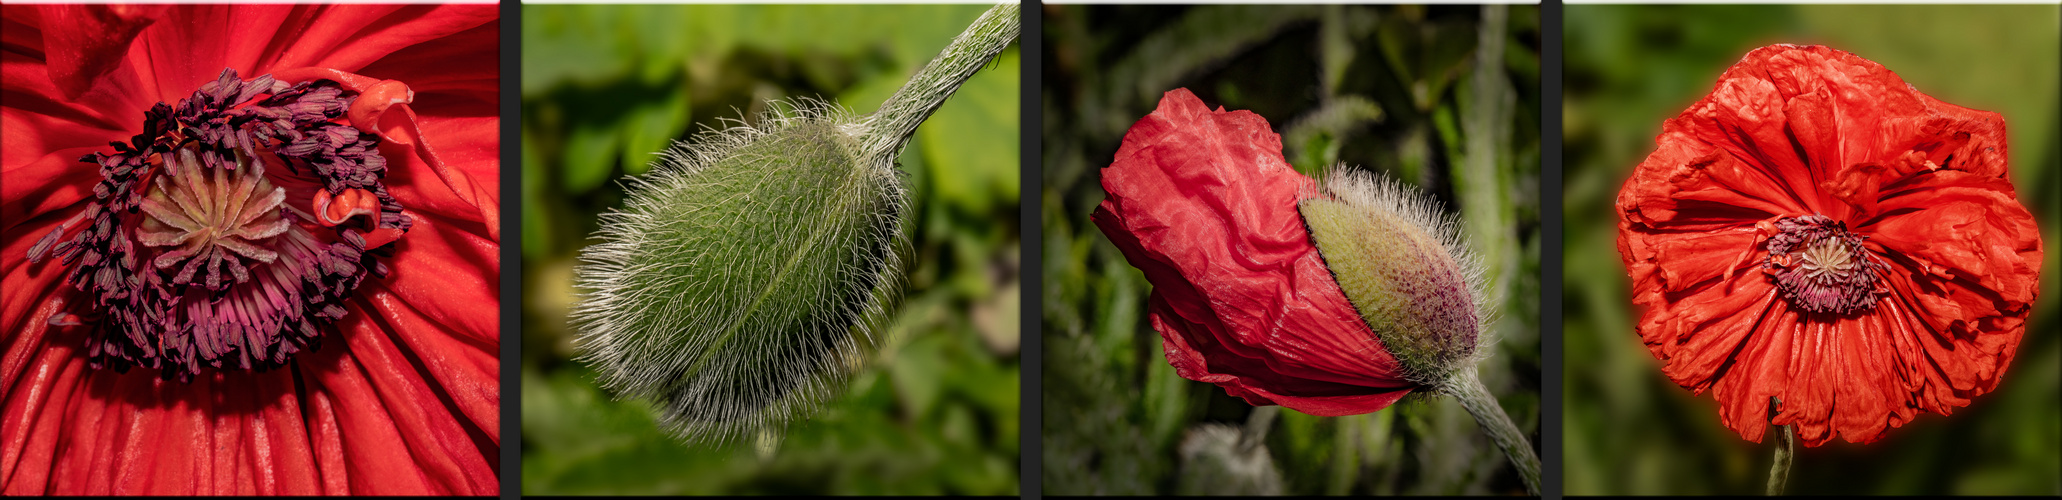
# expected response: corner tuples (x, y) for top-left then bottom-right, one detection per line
(28, 69), (412, 382)
(1762, 215), (1888, 315)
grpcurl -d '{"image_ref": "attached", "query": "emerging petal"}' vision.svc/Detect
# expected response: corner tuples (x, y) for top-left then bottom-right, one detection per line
(1094, 88), (1413, 416)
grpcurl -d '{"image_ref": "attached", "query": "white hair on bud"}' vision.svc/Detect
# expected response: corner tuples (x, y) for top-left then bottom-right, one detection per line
(571, 97), (907, 445)
(1307, 166), (1497, 388)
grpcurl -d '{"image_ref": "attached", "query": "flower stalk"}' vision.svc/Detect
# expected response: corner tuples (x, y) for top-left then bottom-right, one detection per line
(866, 2), (1020, 163)
(1442, 368), (1541, 495)
(1767, 397), (1794, 495)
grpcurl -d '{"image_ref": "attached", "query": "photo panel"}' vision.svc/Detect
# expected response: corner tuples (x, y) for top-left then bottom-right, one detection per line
(1562, 3), (2060, 495)
(516, 3), (1023, 495)
(0, 2), (502, 495)
(1041, 4), (1543, 495)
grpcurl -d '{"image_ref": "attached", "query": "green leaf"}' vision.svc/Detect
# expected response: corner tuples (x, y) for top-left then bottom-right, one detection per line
(890, 331), (949, 419)
(617, 86), (692, 176)
(521, 5), (634, 94)
(560, 121), (619, 194)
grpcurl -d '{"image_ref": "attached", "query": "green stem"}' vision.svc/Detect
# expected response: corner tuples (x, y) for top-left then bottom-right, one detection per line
(1445, 368), (1541, 495)
(1767, 397), (1794, 495)
(864, 2), (1020, 163)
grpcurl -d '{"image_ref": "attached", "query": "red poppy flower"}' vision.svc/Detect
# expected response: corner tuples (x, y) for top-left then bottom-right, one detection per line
(1617, 44), (2042, 447)
(1, 4), (499, 494)
(1092, 88), (1416, 416)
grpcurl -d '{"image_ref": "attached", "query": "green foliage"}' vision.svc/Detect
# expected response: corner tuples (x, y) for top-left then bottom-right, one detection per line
(521, 4), (1019, 494)
(1042, 5), (1541, 495)
(1563, 4), (2061, 495)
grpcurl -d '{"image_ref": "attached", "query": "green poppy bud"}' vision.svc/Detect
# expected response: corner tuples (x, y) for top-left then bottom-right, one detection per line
(572, 102), (906, 443)
(569, 3), (1019, 445)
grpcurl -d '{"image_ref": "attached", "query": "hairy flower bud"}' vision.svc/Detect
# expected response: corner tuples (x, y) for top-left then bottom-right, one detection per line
(571, 102), (906, 444)
(1298, 169), (1489, 388)
(569, 3), (1019, 445)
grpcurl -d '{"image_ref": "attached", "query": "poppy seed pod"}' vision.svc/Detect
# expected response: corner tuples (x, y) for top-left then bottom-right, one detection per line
(1299, 170), (1490, 389)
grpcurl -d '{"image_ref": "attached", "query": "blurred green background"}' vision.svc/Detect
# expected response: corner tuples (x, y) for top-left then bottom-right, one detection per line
(1043, 5), (1540, 495)
(1564, 5), (2061, 495)
(518, 5), (1019, 495)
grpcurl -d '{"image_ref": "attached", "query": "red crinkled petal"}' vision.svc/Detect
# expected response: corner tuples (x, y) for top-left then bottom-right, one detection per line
(0, 4), (500, 494)
(1094, 88), (1414, 416)
(1617, 44), (2042, 446)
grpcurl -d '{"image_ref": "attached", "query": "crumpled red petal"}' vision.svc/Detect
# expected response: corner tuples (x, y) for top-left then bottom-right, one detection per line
(1617, 44), (2042, 446)
(0, 4), (498, 494)
(1094, 88), (1414, 416)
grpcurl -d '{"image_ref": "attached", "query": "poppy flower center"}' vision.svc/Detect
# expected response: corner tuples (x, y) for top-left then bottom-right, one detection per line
(138, 147), (297, 288)
(26, 69), (411, 381)
(1762, 215), (1886, 315)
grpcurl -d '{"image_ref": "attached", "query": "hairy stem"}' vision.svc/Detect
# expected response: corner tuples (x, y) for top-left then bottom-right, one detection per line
(1767, 397), (1794, 495)
(1239, 405), (1279, 454)
(864, 2), (1020, 162)
(1444, 368), (1541, 495)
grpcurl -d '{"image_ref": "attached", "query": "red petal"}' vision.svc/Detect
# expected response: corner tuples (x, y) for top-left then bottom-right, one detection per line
(28, 5), (160, 102)
(353, 18), (500, 105)
(0, 253), (80, 492)
(1622, 228), (1764, 303)
(121, 6), (295, 105)
(1147, 293), (1410, 416)
(1, 149), (101, 236)
(357, 215), (499, 436)
(1094, 88), (1414, 415)
(3, 340), (331, 494)
(268, 5), (498, 78)
(346, 79), (414, 136)
(2, 50), (131, 144)
(1638, 279), (1779, 394)
(297, 295), (495, 495)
